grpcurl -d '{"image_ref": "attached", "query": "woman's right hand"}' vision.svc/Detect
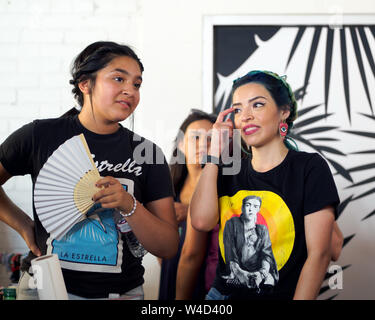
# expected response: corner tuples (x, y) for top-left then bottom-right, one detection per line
(20, 219), (41, 257)
(0, 165), (41, 257)
(210, 107), (235, 158)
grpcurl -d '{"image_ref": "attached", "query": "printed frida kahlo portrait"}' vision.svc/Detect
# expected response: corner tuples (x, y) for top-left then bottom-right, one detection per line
(223, 195), (279, 292)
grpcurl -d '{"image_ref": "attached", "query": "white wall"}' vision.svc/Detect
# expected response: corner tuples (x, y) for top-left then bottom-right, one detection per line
(0, 0), (374, 299)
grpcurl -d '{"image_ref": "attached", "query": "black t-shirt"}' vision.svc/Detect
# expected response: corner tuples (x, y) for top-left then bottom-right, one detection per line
(214, 150), (340, 300)
(0, 115), (173, 298)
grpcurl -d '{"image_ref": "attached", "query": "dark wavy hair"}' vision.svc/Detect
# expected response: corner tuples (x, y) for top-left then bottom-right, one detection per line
(61, 41), (143, 118)
(170, 109), (217, 198)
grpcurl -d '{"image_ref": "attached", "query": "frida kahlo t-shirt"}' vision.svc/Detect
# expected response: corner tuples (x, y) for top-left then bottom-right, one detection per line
(213, 150), (340, 300)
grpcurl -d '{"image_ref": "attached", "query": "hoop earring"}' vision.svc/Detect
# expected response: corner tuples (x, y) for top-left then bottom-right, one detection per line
(279, 121), (288, 139)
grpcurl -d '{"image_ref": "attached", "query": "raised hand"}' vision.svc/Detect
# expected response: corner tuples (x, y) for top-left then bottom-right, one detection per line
(210, 107), (235, 158)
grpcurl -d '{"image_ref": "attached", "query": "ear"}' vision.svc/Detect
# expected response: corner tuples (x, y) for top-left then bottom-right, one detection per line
(78, 79), (91, 95)
(280, 106), (291, 122)
(177, 139), (185, 154)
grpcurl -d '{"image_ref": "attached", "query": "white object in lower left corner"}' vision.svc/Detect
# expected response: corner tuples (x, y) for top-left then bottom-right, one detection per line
(30, 254), (68, 300)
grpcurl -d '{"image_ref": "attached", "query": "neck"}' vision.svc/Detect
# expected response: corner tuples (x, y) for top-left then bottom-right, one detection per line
(78, 106), (119, 135)
(250, 138), (289, 172)
(186, 163), (202, 185)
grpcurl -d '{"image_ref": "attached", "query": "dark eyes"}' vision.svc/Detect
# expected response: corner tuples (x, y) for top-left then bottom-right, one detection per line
(233, 102), (264, 114)
(253, 102), (264, 108)
(113, 77), (142, 89)
(114, 76), (124, 83)
(191, 135), (199, 140)
(190, 135), (212, 142)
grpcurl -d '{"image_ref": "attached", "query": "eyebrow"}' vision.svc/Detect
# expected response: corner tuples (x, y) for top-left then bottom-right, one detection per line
(111, 68), (143, 82)
(232, 95), (267, 107)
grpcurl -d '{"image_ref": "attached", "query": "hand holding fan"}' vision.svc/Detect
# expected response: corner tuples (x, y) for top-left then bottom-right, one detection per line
(34, 134), (101, 240)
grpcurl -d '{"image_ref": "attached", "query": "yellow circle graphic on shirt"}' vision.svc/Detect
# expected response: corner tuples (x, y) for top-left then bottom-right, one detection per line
(218, 190), (295, 271)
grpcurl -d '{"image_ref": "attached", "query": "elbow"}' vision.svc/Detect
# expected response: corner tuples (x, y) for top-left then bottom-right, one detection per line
(191, 218), (213, 232)
(156, 230), (179, 260)
(331, 236), (343, 262)
(162, 250), (177, 260)
(331, 253), (340, 263)
(190, 199), (218, 232)
(190, 207), (217, 232)
(191, 214), (218, 232)
(165, 234), (180, 260)
(159, 248), (178, 260)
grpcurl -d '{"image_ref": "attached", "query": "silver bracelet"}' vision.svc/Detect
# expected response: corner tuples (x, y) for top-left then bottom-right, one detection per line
(119, 193), (137, 218)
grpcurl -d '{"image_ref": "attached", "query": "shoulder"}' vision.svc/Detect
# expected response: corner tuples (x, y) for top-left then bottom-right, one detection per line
(287, 150), (328, 169)
(288, 149), (321, 162)
(23, 116), (76, 141)
(32, 116), (74, 131)
(0, 117), (60, 146)
(289, 151), (338, 202)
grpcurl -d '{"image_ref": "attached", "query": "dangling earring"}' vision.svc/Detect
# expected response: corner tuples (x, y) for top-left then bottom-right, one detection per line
(279, 121), (288, 139)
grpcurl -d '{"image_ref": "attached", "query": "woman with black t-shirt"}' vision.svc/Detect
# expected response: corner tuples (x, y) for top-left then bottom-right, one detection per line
(190, 70), (343, 300)
(0, 41), (178, 299)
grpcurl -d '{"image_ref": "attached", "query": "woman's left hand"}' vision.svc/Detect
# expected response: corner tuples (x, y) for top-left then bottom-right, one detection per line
(92, 176), (134, 213)
(92, 177), (178, 259)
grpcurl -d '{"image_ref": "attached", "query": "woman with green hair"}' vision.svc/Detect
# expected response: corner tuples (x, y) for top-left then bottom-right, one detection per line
(191, 70), (343, 300)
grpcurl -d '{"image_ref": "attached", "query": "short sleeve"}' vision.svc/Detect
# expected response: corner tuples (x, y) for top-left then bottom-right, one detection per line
(0, 122), (34, 176)
(143, 144), (174, 203)
(303, 154), (340, 219)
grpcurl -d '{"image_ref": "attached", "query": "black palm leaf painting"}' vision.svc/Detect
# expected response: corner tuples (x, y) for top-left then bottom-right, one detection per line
(213, 22), (375, 299)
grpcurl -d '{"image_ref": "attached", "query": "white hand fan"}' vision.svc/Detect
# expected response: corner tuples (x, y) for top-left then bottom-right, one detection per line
(34, 134), (101, 240)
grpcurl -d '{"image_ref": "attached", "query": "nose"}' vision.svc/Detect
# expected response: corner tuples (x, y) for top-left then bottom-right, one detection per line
(121, 81), (135, 96)
(197, 135), (205, 148)
(240, 106), (254, 122)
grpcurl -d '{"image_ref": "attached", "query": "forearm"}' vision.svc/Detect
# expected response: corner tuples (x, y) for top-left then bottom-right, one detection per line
(0, 186), (33, 235)
(190, 163), (219, 231)
(293, 252), (331, 300)
(175, 252), (205, 300)
(126, 201), (179, 259)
